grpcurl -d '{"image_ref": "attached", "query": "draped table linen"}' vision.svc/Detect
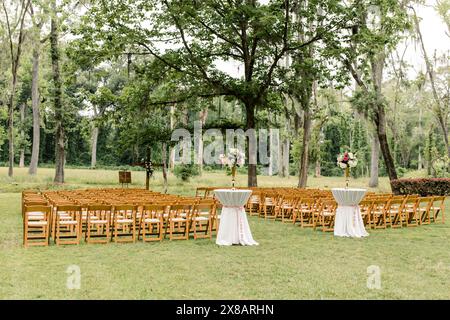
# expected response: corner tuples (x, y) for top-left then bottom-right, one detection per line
(332, 188), (369, 238)
(214, 189), (259, 246)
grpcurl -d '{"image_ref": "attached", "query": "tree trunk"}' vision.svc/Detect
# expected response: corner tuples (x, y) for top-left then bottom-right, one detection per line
(245, 102), (257, 187)
(169, 105), (175, 171)
(369, 133), (379, 187)
(371, 49), (398, 185)
(19, 151), (25, 168)
(197, 107), (208, 174)
(314, 159), (321, 177)
(279, 118), (290, 178)
(375, 106), (398, 182)
(437, 115), (450, 169)
(266, 126), (281, 176)
(8, 86), (15, 177)
(162, 142), (168, 194)
(145, 146), (151, 190)
(29, 40), (41, 175)
(280, 137), (290, 177)
(51, 0), (65, 183)
(19, 103), (25, 167)
(298, 109), (311, 188)
(91, 126), (99, 168)
(418, 107), (423, 170)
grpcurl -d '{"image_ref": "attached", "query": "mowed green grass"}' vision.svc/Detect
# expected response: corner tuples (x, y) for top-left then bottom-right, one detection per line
(0, 167), (449, 299)
(0, 167), (394, 194)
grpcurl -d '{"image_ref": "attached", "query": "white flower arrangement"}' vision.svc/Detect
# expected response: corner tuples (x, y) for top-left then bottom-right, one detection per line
(219, 148), (245, 168)
(337, 151), (358, 169)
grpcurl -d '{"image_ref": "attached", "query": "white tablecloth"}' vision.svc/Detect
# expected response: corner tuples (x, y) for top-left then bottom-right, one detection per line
(332, 188), (369, 238)
(214, 189), (259, 246)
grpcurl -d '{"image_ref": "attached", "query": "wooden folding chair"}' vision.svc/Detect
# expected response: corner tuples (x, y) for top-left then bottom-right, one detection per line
(370, 199), (389, 229)
(190, 203), (215, 239)
(247, 192), (261, 216)
(430, 196), (446, 224)
(113, 205), (137, 243)
(417, 197), (434, 225)
(293, 198), (316, 228)
(212, 202), (222, 233)
(313, 200), (336, 232)
(167, 204), (191, 240)
(359, 200), (373, 228)
(385, 198), (406, 228)
(85, 205), (113, 244)
(54, 205), (82, 245)
(23, 205), (51, 247)
(403, 197), (419, 227)
(139, 204), (165, 242)
(274, 196), (297, 222)
(261, 193), (278, 220)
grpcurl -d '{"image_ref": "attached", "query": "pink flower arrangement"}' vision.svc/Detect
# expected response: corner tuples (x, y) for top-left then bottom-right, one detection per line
(337, 151), (357, 169)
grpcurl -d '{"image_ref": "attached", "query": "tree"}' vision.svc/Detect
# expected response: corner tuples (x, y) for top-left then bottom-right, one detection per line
(332, 0), (410, 187)
(28, 0), (47, 175)
(50, 0), (64, 183)
(410, 5), (450, 171)
(1, 0), (31, 177)
(74, 0), (358, 187)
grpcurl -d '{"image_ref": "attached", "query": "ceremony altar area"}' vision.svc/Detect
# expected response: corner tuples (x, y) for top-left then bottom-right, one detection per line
(22, 185), (445, 247)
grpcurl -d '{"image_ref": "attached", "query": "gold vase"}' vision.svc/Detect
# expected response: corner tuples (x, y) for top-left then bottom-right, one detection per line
(231, 166), (237, 189)
(345, 166), (350, 188)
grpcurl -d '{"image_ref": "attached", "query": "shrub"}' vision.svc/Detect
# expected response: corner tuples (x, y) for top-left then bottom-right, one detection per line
(173, 164), (200, 182)
(396, 167), (407, 178)
(391, 178), (450, 196)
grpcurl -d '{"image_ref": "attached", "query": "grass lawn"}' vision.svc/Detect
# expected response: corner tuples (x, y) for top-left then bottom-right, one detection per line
(0, 167), (449, 299)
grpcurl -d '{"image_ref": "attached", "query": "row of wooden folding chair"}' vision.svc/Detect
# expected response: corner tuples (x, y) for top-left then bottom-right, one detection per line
(23, 200), (219, 247)
(360, 196), (445, 229)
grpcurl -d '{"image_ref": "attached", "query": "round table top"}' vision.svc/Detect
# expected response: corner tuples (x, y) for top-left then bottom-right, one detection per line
(331, 188), (367, 192)
(331, 188), (367, 206)
(214, 189), (252, 193)
(214, 189), (252, 206)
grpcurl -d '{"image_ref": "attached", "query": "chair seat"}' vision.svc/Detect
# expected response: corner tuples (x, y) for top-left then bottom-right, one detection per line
(59, 220), (78, 225)
(117, 218), (133, 223)
(90, 220), (108, 224)
(28, 212), (45, 216)
(170, 218), (186, 222)
(144, 218), (160, 223)
(28, 215), (45, 220)
(58, 215), (74, 220)
(193, 216), (209, 221)
(431, 207), (441, 211)
(28, 221), (48, 226)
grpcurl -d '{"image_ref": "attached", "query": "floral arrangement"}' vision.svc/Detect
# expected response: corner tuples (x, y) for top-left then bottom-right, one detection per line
(219, 148), (245, 188)
(336, 151), (358, 169)
(337, 151), (357, 188)
(219, 148), (245, 168)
